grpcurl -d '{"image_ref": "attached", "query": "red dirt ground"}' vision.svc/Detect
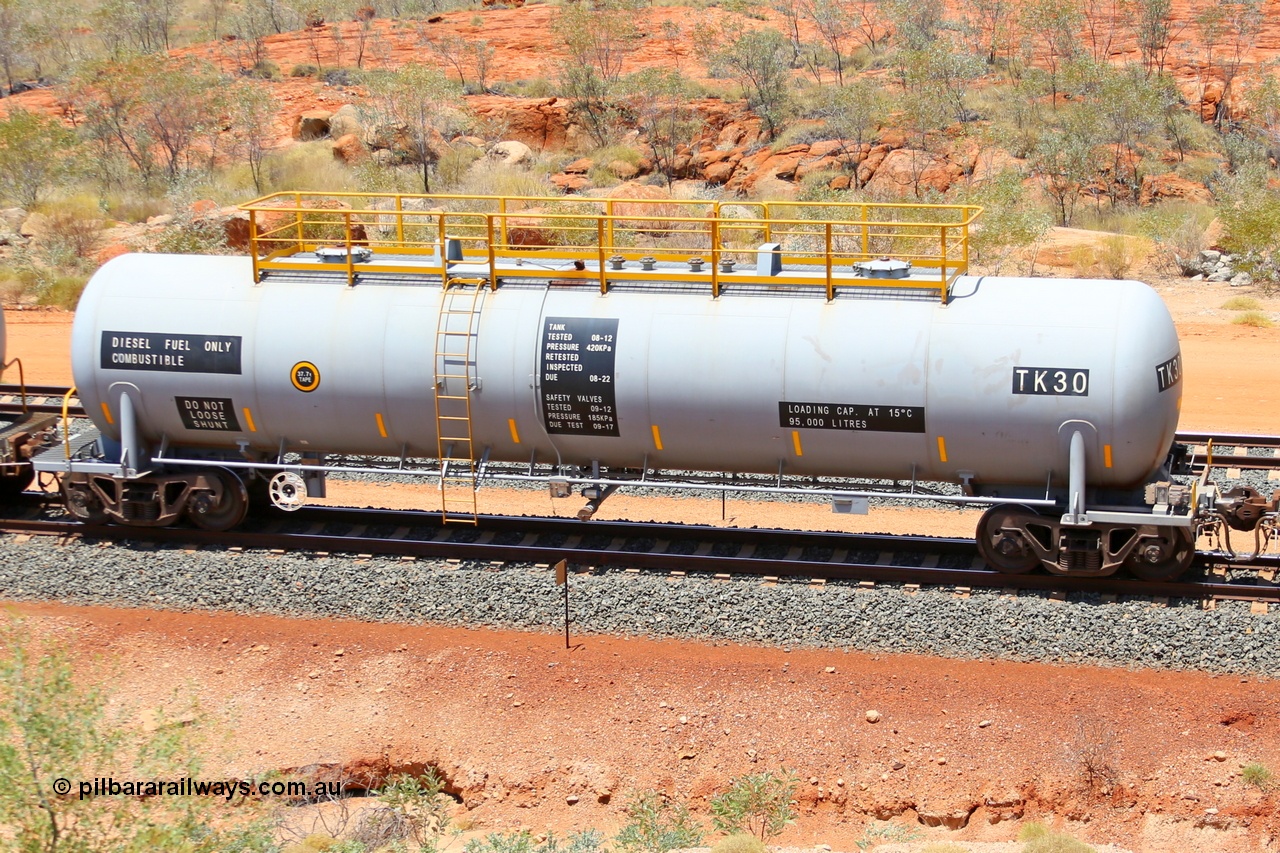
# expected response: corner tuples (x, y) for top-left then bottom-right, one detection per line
(3, 279), (1280, 851)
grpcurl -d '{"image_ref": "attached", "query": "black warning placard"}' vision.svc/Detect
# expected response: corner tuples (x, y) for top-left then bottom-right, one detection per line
(102, 331), (242, 374)
(175, 396), (241, 432)
(540, 317), (619, 436)
(779, 401), (926, 433)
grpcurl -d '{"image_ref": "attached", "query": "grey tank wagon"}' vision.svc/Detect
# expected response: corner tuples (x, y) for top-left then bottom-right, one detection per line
(32, 192), (1269, 580)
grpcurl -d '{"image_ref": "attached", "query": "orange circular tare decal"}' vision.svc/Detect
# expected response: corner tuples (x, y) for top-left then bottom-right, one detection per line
(291, 361), (320, 392)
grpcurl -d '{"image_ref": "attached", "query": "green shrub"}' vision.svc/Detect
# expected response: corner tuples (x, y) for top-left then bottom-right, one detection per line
(467, 829), (606, 853)
(0, 620), (277, 851)
(104, 191), (170, 223)
(436, 146), (487, 191)
(1096, 234), (1137, 279)
(453, 162), (557, 199)
(1242, 761), (1274, 789)
(349, 768), (455, 848)
(1222, 296), (1262, 311)
(960, 169), (1051, 275)
(41, 207), (103, 263)
(1018, 821), (1050, 841)
(709, 769), (798, 842)
(615, 791), (704, 853)
(1137, 202), (1216, 276)
(291, 63), (321, 77)
(712, 834), (766, 853)
(155, 217), (228, 255)
(324, 68), (357, 87)
(854, 822), (919, 849)
(264, 141), (362, 193)
(38, 273), (90, 308)
(1232, 311), (1273, 328)
(1023, 833), (1096, 853)
(1218, 165), (1280, 291)
(492, 77), (557, 99)
(249, 59), (281, 80)
(0, 263), (40, 301)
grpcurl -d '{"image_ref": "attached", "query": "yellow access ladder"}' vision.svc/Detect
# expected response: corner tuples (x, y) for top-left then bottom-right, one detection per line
(433, 279), (486, 523)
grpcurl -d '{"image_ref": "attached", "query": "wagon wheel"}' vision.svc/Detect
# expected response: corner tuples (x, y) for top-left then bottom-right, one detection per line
(187, 469), (248, 531)
(63, 480), (109, 525)
(976, 504), (1042, 574)
(1125, 527), (1195, 582)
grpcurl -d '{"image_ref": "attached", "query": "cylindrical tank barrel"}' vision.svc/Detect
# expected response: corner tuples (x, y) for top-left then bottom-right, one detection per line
(72, 254), (1182, 491)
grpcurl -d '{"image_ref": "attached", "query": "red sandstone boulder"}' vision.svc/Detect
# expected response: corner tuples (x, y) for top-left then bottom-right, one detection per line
(1139, 172), (1213, 205)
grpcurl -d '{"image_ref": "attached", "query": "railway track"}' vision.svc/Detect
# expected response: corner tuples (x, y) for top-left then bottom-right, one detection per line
(1179, 431), (1280, 471)
(1, 499), (1276, 604)
(0, 384), (83, 417)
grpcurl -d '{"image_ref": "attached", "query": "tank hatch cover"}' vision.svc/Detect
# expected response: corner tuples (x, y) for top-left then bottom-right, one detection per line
(854, 258), (912, 279)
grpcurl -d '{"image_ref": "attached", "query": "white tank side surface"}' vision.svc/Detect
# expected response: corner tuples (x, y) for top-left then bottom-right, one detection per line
(71, 255), (1182, 492)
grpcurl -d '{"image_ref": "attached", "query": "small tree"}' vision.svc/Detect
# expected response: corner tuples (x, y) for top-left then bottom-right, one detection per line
(701, 26), (794, 141)
(882, 0), (946, 50)
(802, 0), (856, 85)
(961, 169), (1052, 274)
(0, 0), (33, 95)
(958, 0), (1015, 65)
(0, 108), (79, 207)
(1215, 0), (1264, 129)
(812, 80), (887, 187)
(709, 769), (798, 843)
(362, 63), (469, 193)
(1080, 0), (1129, 64)
(1076, 63), (1167, 203)
(227, 81), (278, 193)
(1018, 0), (1082, 106)
(625, 68), (701, 188)
(1133, 0), (1184, 76)
(70, 54), (224, 187)
(1031, 128), (1096, 226)
(553, 0), (641, 147)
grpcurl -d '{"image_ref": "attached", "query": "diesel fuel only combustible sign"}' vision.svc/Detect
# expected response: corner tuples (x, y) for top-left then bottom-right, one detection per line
(539, 317), (620, 436)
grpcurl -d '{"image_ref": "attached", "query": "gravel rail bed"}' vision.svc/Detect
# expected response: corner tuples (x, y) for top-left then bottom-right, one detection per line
(1, 535), (1278, 676)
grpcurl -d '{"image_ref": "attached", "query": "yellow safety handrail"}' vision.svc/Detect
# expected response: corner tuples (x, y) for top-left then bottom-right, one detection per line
(238, 192), (983, 303)
(62, 385), (77, 460)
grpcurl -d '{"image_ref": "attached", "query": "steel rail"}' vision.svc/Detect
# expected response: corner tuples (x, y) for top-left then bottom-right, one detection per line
(1176, 431), (1280, 448)
(0, 384), (84, 418)
(0, 503), (1276, 604)
(0, 383), (78, 398)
